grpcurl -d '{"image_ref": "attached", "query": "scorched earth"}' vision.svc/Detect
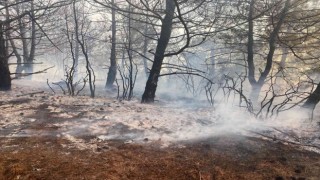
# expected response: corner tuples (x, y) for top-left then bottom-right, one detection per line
(0, 81), (320, 180)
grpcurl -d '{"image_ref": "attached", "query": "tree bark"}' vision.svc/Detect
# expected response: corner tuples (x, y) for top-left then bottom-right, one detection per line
(303, 82), (320, 110)
(247, 0), (290, 100)
(142, 17), (150, 78)
(247, 0), (256, 86)
(73, 0), (95, 98)
(141, 0), (175, 103)
(4, 2), (22, 78)
(16, 4), (29, 64)
(127, 4), (134, 99)
(25, 0), (36, 79)
(210, 46), (215, 79)
(74, 31), (79, 81)
(106, 0), (117, 88)
(0, 23), (11, 90)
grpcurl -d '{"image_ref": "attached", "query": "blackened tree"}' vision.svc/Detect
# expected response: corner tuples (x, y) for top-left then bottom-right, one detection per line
(141, 0), (175, 103)
(0, 23), (11, 90)
(105, 0), (117, 88)
(303, 82), (320, 110)
(247, 0), (291, 100)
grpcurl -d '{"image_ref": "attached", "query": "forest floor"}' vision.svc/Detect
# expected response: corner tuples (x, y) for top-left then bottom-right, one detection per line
(1, 81), (320, 180)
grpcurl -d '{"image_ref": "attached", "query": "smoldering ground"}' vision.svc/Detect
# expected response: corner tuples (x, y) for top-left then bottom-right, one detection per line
(1, 76), (319, 153)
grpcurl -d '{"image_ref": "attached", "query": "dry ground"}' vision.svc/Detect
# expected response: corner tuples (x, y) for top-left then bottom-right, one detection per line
(1, 135), (320, 180)
(1, 84), (320, 180)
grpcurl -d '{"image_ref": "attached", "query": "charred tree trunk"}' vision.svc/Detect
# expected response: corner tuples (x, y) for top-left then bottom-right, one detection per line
(141, 0), (175, 103)
(142, 18), (150, 78)
(106, 0), (117, 89)
(73, 0), (95, 98)
(16, 5), (29, 65)
(210, 46), (215, 79)
(25, 1), (36, 79)
(247, 0), (256, 86)
(4, 2), (22, 78)
(127, 4), (134, 99)
(0, 23), (11, 90)
(69, 13), (80, 82)
(303, 82), (320, 110)
(247, 0), (290, 101)
(257, 0), (289, 85)
(74, 31), (79, 81)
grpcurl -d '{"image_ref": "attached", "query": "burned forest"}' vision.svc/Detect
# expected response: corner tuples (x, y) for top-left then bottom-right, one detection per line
(1, 0), (320, 179)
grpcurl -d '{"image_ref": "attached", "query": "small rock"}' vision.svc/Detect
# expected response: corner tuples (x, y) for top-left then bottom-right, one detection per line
(143, 138), (149, 142)
(19, 112), (24, 116)
(100, 107), (104, 111)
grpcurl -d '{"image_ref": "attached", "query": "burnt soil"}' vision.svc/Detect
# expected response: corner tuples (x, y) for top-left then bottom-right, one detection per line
(1, 135), (320, 180)
(1, 86), (320, 180)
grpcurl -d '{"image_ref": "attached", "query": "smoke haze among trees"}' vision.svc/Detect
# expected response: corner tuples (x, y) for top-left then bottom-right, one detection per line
(0, 0), (320, 118)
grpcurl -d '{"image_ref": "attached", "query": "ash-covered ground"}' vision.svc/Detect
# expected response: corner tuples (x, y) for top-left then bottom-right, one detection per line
(1, 80), (319, 151)
(1, 80), (320, 179)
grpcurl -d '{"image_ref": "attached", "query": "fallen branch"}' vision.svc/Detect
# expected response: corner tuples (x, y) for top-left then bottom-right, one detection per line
(272, 127), (300, 142)
(47, 79), (55, 94)
(8, 62), (43, 65)
(11, 66), (55, 79)
(247, 130), (320, 150)
(16, 91), (44, 97)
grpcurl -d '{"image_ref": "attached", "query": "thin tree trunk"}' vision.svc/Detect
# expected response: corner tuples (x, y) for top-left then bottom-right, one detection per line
(4, 2), (22, 77)
(74, 23), (79, 81)
(16, 3), (29, 64)
(106, 0), (117, 88)
(247, 0), (290, 101)
(8, 31), (23, 77)
(73, 0), (95, 98)
(25, 0), (36, 79)
(210, 47), (215, 79)
(141, 0), (175, 103)
(0, 23), (11, 90)
(127, 4), (134, 99)
(257, 0), (290, 85)
(247, 0), (256, 86)
(142, 18), (149, 78)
